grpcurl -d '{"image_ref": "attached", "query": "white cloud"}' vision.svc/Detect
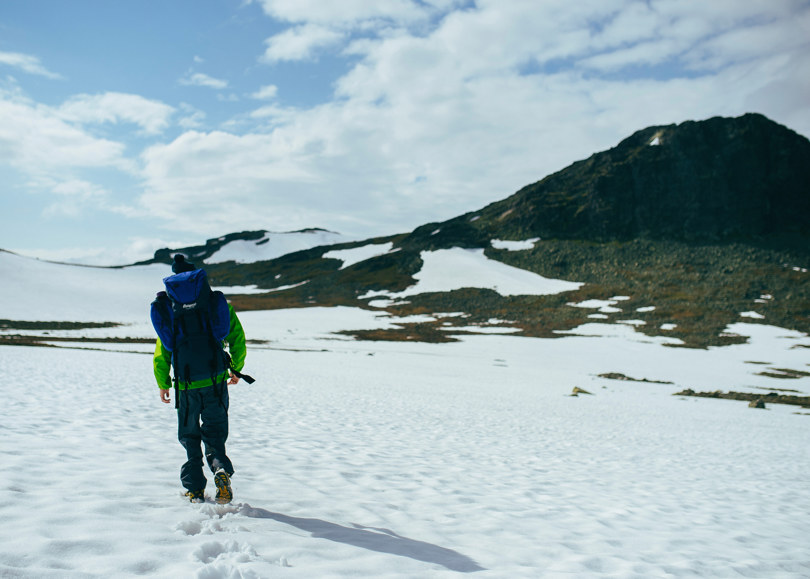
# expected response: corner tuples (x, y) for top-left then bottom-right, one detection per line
(250, 84), (279, 100)
(58, 92), (174, 135)
(49, 178), (107, 198)
(0, 86), (143, 232)
(255, 0), (470, 63)
(0, 51), (62, 79)
(138, 130), (320, 233)
(249, 103), (296, 124)
(579, 0), (810, 74)
(177, 102), (206, 129)
(179, 72), (229, 89)
(253, 0), (428, 26)
(581, 39), (684, 72)
(683, 13), (810, 71)
(0, 90), (130, 174)
(743, 50), (810, 136)
(261, 24), (345, 62)
(134, 0), (810, 239)
(41, 178), (109, 217)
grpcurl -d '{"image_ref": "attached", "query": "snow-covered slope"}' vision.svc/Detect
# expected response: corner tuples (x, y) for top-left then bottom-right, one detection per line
(2, 315), (810, 578)
(2, 248), (810, 578)
(0, 250), (165, 324)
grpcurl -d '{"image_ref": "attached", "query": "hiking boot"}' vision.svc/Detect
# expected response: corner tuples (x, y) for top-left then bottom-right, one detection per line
(214, 469), (233, 504)
(185, 489), (205, 503)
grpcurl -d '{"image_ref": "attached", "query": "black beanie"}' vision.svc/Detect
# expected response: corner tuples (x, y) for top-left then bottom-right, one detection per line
(171, 254), (196, 274)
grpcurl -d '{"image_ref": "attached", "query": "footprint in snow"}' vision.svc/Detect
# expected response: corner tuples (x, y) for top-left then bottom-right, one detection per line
(174, 518), (225, 536)
(175, 520), (203, 536)
(193, 540), (259, 564)
(175, 501), (243, 536)
(192, 539), (290, 576)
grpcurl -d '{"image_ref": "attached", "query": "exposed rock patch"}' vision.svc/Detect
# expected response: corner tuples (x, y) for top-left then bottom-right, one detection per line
(674, 389), (810, 407)
(599, 372), (673, 384)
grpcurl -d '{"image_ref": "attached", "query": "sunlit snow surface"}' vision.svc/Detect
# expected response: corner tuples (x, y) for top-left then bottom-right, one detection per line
(0, 251), (166, 324)
(207, 230), (347, 264)
(490, 238), (540, 251)
(388, 248), (582, 298)
(2, 250), (810, 577)
(323, 242), (395, 269)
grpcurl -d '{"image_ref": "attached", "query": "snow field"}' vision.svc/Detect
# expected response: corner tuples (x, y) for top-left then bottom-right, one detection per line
(0, 255), (166, 323)
(2, 247), (810, 577)
(2, 318), (810, 577)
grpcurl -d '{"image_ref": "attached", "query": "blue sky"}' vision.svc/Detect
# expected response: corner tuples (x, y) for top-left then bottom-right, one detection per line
(1, 0), (809, 264)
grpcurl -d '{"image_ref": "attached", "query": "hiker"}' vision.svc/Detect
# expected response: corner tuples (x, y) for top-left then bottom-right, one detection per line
(151, 254), (249, 504)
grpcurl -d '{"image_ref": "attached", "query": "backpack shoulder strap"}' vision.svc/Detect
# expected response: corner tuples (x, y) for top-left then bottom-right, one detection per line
(210, 291), (230, 342)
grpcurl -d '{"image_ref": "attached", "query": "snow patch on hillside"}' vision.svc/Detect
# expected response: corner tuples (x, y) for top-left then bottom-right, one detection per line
(208, 230), (346, 264)
(323, 242), (395, 269)
(212, 284), (267, 295)
(388, 248), (582, 298)
(568, 297), (627, 313)
(741, 311), (765, 319)
(491, 238), (540, 251)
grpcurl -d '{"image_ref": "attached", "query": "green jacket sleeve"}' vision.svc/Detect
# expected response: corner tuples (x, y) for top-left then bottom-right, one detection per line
(225, 303), (247, 373)
(153, 338), (172, 389)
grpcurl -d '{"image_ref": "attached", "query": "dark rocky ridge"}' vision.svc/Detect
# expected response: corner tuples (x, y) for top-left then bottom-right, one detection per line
(403, 113), (810, 249)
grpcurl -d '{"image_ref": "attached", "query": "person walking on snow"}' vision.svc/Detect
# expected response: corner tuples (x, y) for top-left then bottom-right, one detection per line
(152, 254), (248, 504)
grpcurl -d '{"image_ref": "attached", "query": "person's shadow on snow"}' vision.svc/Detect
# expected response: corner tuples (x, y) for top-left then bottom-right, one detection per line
(238, 504), (485, 573)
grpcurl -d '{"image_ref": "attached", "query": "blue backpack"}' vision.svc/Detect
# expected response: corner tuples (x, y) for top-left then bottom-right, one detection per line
(150, 269), (231, 391)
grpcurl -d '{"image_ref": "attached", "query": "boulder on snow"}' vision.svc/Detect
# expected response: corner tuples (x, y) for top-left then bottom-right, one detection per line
(571, 387), (593, 396)
(749, 399), (766, 409)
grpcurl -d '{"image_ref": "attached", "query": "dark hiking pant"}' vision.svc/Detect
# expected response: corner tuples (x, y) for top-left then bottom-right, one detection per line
(177, 382), (234, 491)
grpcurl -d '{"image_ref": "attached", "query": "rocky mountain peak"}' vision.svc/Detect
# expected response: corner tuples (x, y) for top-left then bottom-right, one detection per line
(458, 113), (810, 244)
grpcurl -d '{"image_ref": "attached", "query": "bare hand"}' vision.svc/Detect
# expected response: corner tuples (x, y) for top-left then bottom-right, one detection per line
(228, 373), (240, 385)
(160, 388), (171, 404)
